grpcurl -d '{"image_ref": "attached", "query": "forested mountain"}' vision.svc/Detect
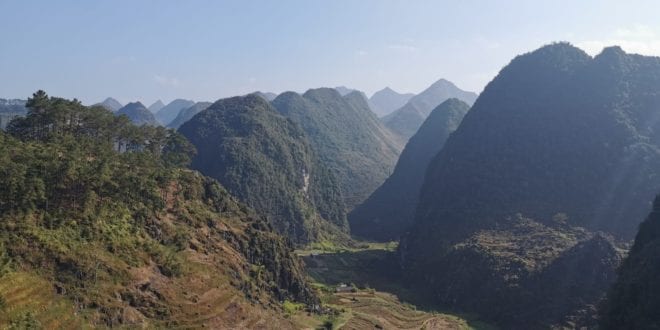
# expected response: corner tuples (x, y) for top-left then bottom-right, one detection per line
(600, 195), (660, 329)
(148, 100), (165, 113)
(0, 91), (313, 328)
(349, 99), (469, 241)
(116, 102), (159, 126)
(399, 43), (660, 328)
(0, 98), (27, 129)
(368, 87), (415, 117)
(383, 79), (477, 139)
(272, 88), (404, 210)
(155, 99), (194, 126)
(167, 102), (211, 129)
(179, 95), (348, 244)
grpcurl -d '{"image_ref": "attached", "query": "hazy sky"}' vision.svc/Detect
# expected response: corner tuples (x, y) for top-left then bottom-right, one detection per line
(2, 0), (660, 105)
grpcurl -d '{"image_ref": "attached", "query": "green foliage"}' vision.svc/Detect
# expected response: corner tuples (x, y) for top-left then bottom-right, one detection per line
(272, 88), (403, 209)
(283, 299), (304, 315)
(179, 94), (347, 244)
(0, 91), (315, 326)
(8, 312), (41, 330)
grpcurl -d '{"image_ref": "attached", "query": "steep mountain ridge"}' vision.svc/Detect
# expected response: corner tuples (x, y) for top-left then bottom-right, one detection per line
(383, 79), (477, 139)
(400, 43), (660, 328)
(350, 98), (469, 241)
(272, 88), (403, 210)
(179, 95), (348, 245)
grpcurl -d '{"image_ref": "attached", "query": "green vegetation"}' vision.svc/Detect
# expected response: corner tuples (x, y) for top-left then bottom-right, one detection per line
(0, 91), (314, 328)
(400, 43), (660, 328)
(294, 243), (494, 330)
(350, 98), (469, 241)
(179, 94), (348, 245)
(272, 88), (403, 209)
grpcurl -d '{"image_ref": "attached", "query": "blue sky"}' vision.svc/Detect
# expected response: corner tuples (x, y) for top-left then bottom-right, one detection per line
(2, 0), (660, 105)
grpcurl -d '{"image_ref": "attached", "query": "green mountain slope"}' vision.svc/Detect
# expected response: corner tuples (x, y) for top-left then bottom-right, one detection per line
(400, 43), (660, 328)
(272, 88), (403, 210)
(179, 94), (348, 245)
(0, 91), (314, 328)
(349, 99), (469, 241)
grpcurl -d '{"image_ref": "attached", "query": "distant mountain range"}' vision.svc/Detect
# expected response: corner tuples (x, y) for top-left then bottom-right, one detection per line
(383, 79), (477, 139)
(148, 100), (165, 113)
(368, 87), (415, 117)
(95, 97), (123, 112)
(167, 102), (211, 129)
(116, 102), (158, 126)
(0, 98), (27, 129)
(272, 88), (404, 210)
(155, 99), (194, 126)
(349, 98), (469, 241)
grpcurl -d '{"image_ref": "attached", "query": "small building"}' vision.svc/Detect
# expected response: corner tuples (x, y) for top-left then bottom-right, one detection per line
(335, 283), (354, 293)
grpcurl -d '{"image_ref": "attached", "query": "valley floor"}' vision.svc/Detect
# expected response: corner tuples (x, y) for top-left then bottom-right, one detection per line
(293, 243), (496, 330)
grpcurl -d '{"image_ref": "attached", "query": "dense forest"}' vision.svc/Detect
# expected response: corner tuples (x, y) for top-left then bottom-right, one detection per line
(179, 95), (349, 245)
(0, 91), (313, 327)
(272, 88), (403, 210)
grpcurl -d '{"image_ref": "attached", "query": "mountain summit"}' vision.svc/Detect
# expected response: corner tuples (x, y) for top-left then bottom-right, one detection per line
(368, 87), (414, 117)
(383, 79), (477, 139)
(272, 88), (403, 210)
(179, 94), (348, 244)
(116, 102), (158, 126)
(155, 99), (194, 126)
(147, 100), (165, 113)
(95, 97), (123, 112)
(400, 43), (660, 327)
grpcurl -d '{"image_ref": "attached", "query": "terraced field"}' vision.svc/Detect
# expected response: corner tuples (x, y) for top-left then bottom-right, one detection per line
(0, 272), (84, 328)
(296, 244), (496, 330)
(324, 291), (470, 330)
